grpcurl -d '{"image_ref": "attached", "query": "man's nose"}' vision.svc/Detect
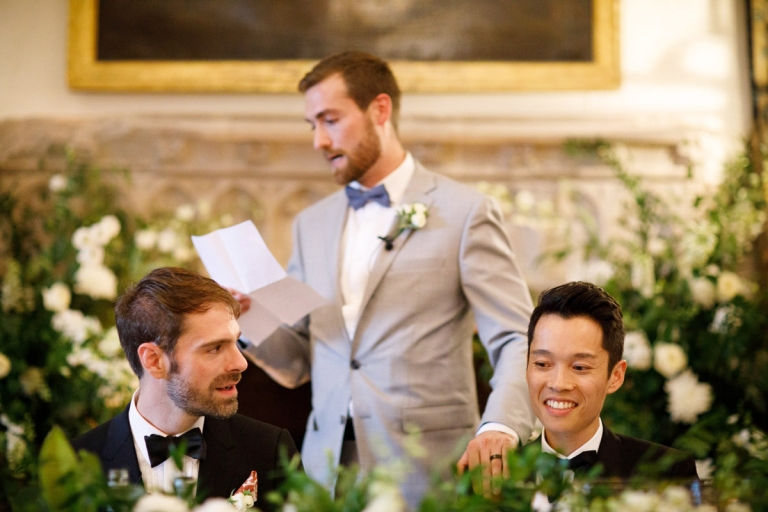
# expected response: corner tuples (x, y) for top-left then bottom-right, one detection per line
(313, 126), (331, 151)
(227, 343), (248, 373)
(549, 366), (574, 391)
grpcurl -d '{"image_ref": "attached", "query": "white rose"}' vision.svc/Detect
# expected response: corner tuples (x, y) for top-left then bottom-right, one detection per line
(717, 271), (743, 302)
(175, 204), (196, 222)
(653, 342), (688, 378)
(95, 215), (121, 244)
(76, 246), (105, 266)
(689, 277), (715, 309)
(0, 353), (11, 379)
(363, 490), (406, 512)
(134, 493), (189, 512)
(98, 326), (123, 357)
(72, 226), (96, 250)
(74, 264), (118, 300)
(135, 229), (158, 250)
(193, 498), (234, 512)
(48, 173), (67, 192)
(228, 492), (254, 511)
(157, 228), (179, 254)
(665, 370), (713, 423)
(282, 505), (298, 512)
(623, 331), (652, 370)
(410, 212), (427, 229)
(618, 490), (660, 512)
(42, 282), (72, 312)
(412, 202), (427, 214)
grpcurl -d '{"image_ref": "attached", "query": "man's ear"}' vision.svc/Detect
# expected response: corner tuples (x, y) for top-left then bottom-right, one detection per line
(607, 360), (627, 394)
(367, 93), (392, 127)
(137, 342), (169, 379)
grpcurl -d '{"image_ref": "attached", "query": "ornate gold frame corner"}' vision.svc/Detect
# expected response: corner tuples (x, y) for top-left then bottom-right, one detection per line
(68, 0), (620, 93)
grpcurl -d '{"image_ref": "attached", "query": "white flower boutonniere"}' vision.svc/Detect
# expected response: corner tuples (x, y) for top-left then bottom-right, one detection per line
(228, 470), (257, 510)
(378, 202), (429, 251)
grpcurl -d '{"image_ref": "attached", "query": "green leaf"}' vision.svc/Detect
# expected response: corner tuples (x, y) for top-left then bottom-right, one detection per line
(39, 426), (80, 511)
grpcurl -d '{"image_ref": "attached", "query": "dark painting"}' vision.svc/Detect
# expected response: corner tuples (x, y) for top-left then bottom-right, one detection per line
(97, 0), (592, 62)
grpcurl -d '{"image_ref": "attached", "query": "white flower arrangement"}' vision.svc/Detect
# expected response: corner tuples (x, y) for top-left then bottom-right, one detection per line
(665, 370), (713, 424)
(689, 277), (716, 309)
(133, 493), (189, 512)
(42, 282), (72, 313)
(378, 202), (429, 250)
(623, 331), (652, 370)
(716, 271), (745, 303)
(228, 490), (255, 511)
(653, 342), (688, 378)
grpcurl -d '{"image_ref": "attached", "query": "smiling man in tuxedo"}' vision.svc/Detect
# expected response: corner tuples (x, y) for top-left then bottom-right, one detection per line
(71, 267), (298, 505)
(234, 51), (536, 508)
(526, 281), (698, 480)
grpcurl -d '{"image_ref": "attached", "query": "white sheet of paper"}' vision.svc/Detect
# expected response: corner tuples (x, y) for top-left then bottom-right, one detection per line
(191, 220), (326, 345)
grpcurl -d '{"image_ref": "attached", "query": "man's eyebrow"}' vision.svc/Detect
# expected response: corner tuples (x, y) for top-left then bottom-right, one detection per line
(572, 353), (599, 360)
(530, 349), (552, 356)
(198, 336), (238, 350)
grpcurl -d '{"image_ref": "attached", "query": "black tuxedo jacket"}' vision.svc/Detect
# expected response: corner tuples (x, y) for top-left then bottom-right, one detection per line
(71, 406), (298, 508)
(595, 426), (698, 480)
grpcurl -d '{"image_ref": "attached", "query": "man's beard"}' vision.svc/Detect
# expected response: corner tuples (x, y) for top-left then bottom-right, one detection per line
(330, 115), (382, 185)
(167, 367), (241, 419)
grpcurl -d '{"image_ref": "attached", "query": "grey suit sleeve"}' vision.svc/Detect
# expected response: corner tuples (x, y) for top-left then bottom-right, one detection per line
(240, 217), (312, 389)
(459, 195), (536, 443)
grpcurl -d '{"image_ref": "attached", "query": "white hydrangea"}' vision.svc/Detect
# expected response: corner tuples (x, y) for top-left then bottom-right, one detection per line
(75, 245), (105, 266)
(623, 331), (652, 370)
(42, 282), (72, 312)
(72, 226), (97, 250)
(135, 229), (158, 250)
(98, 326), (123, 357)
(665, 370), (713, 423)
(94, 215), (121, 245)
(653, 342), (688, 378)
(51, 309), (103, 345)
(689, 277), (715, 309)
(133, 493), (189, 512)
(74, 263), (118, 300)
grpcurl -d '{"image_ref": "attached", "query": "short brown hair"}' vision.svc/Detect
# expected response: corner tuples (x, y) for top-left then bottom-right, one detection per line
(528, 281), (625, 376)
(298, 51), (401, 131)
(115, 267), (240, 378)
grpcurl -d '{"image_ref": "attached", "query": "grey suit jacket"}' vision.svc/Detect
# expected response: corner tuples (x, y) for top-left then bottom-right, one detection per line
(244, 162), (535, 507)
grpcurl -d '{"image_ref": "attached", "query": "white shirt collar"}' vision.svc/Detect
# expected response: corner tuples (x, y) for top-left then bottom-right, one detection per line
(128, 388), (205, 465)
(541, 418), (603, 459)
(348, 152), (415, 206)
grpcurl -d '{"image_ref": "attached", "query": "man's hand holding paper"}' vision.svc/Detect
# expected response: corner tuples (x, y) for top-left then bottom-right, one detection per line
(191, 221), (326, 345)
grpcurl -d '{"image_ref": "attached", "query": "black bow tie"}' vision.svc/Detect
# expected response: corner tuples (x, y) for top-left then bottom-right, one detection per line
(345, 184), (391, 210)
(144, 427), (207, 468)
(568, 450), (599, 473)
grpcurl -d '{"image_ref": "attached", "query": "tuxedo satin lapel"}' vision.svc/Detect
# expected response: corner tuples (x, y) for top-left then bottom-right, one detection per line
(353, 167), (437, 351)
(597, 426), (630, 478)
(102, 406), (142, 486)
(198, 417), (237, 499)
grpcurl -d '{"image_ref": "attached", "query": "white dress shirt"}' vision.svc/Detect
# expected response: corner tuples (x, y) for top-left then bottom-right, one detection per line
(128, 389), (205, 494)
(340, 152), (414, 339)
(541, 418), (604, 459)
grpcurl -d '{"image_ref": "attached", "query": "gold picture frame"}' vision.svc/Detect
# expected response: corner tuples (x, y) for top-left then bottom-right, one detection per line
(68, 0), (619, 93)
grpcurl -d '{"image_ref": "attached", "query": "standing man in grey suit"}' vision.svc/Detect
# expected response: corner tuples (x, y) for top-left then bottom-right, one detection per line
(235, 51), (535, 508)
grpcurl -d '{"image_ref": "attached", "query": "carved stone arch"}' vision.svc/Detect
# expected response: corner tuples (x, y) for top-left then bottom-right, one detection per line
(211, 186), (264, 230)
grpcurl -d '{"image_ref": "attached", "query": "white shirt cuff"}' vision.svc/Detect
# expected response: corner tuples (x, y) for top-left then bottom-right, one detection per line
(476, 422), (520, 446)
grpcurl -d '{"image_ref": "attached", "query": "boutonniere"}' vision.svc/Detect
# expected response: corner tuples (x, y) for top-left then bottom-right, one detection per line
(378, 202), (428, 251)
(228, 470), (257, 510)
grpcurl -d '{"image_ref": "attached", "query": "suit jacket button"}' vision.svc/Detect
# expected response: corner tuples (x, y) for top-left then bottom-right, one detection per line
(350, 359), (361, 370)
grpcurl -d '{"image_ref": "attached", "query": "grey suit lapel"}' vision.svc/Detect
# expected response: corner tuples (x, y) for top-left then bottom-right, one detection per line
(353, 165), (437, 350)
(323, 191), (352, 345)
